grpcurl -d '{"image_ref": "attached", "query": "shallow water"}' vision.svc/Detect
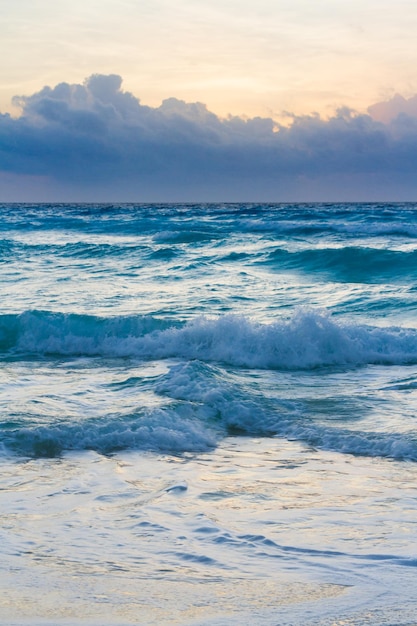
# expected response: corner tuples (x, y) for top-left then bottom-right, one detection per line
(1, 203), (417, 624)
(2, 441), (417, 625)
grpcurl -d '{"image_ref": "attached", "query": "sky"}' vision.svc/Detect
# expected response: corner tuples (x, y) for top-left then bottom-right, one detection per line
(1, 0), (417, 201)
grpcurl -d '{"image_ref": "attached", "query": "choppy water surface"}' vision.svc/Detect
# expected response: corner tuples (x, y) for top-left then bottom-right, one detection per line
(1, 203), (417, 625)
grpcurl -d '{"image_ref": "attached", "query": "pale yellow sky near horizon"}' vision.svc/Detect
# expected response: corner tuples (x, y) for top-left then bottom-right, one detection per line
(1, 0), (417, 121)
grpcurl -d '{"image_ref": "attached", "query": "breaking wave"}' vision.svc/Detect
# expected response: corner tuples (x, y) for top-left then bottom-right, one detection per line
(1, 309), (417, 369)
(2, 359), (417, 461)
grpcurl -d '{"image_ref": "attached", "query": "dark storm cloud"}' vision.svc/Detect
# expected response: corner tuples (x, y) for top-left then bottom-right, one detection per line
(1, 74), (417, 200)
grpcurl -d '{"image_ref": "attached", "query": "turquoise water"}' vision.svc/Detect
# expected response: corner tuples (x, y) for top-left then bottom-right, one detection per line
(1, 203), (417, 624)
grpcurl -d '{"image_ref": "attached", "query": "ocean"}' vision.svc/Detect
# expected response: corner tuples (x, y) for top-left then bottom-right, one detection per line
(1, 202), (417, 625)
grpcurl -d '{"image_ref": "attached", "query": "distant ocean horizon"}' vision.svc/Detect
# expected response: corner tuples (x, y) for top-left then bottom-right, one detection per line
(1, 201), (417, 625)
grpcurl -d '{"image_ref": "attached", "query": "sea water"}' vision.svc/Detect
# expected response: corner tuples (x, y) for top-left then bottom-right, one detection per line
(1, 203), (417, 625)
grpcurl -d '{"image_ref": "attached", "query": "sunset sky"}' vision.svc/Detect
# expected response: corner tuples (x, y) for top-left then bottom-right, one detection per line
(2, 0), (417, 201)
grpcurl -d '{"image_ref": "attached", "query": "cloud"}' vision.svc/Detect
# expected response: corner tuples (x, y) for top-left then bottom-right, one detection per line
(1, 74), (417, 201)
(368, 94), (417, 124)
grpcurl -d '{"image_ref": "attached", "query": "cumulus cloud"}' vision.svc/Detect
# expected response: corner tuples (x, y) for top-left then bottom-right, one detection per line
(1, 74), (417, 201)
(368, 94), (417, 124)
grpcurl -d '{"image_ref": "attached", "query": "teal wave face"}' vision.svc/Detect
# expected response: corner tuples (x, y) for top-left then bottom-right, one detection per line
(264, 246), (417, 283)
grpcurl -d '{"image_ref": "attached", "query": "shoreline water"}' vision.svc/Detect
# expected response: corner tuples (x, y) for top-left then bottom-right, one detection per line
(2, 439), (417, 625)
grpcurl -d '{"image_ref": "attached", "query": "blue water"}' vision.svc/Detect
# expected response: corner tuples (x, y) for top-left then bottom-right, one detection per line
(1, 203), (417, 625)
